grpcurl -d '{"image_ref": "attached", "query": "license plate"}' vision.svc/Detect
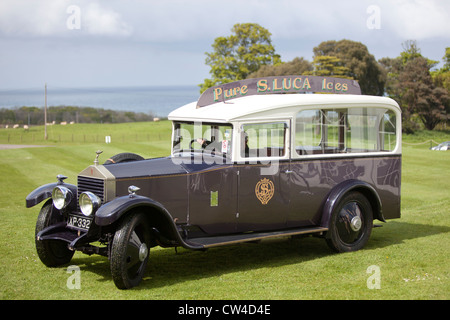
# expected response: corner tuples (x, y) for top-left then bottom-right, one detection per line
(67, 215), (92, 231)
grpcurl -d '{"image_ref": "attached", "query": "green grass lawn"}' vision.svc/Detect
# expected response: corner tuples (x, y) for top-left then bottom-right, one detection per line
(0, 122), (449, 300)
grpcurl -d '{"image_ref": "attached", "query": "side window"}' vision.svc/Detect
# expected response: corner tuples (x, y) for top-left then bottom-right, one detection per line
(295, 109), (346, 155)
(379, 110), (397, 151)
(241, 122), (287, 158)
(295, 107), (397, 155)
(295, 110), (322, 155)
(347, 108), (377, 152)
(347, 108), (397, 152)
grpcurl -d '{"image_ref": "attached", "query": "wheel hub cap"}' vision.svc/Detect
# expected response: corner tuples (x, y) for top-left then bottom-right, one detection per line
(138, 243), (148, 262)
(350, 216), (362, 232)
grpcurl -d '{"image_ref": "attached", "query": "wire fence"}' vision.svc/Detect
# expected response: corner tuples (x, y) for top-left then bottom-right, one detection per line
(1, 133), (445, 149)
(401, 139), (442, 146)
(0, 125), (447, 149)
(0, 132), (171, 144)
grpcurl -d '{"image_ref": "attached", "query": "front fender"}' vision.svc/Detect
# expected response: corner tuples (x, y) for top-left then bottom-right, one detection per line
(26, 183), (77, 208)
(95, 194), (169, 226)
(95, 195), (203, 250)
(320, 179), (383, 229)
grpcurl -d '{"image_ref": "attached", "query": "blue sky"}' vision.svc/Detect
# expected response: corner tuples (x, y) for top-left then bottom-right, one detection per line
(1, 0), (449, 89)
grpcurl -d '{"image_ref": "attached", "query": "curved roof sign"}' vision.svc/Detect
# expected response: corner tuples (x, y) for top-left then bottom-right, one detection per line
(197, 75), (361, 108)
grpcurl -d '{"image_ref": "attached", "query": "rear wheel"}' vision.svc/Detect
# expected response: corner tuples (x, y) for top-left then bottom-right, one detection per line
(35, 201), (74, 267)
(110, 212), (152, 289)
(326, 192), (373, 253)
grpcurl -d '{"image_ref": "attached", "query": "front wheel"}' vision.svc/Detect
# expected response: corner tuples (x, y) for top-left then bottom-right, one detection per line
(35, 201), (74, 267)
(325, 192), (373, 253)
(110, 212), (152, 289)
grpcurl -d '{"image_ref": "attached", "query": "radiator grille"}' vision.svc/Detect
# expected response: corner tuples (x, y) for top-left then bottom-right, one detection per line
(77, 176), (105, 204)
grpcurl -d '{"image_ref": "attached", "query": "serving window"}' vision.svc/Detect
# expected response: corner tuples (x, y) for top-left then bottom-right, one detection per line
(294, 107), (397, 156)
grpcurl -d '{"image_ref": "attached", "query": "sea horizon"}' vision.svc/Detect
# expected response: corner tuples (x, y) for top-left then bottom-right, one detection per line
(0, 85), (201, 117)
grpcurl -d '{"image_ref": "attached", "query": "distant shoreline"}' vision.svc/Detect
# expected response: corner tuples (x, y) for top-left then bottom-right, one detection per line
(0, 85), (200, 118)
(0, 105), (158, 126)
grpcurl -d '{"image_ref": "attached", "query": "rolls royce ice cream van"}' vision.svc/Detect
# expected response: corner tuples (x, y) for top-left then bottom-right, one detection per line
(26, 75), (402, 289)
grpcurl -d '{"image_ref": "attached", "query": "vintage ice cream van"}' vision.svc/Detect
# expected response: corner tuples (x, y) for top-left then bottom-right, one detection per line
(26, 75), (402, 289)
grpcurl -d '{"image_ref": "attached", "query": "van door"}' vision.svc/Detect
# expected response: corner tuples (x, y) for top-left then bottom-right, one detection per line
(188, 163), (238, 235)
(236, 121), (291, 232)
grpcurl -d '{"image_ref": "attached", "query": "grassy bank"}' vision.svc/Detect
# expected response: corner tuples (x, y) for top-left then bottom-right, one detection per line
(0, 121), (172, 145)
(0, 123), (449, 299)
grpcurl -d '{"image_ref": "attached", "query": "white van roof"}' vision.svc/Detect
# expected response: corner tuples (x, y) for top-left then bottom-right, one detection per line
(168, 92), (401, 123)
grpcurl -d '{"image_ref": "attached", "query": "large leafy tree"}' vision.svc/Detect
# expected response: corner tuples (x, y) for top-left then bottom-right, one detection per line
(312, 40), (386, 95)
(432, 47), (450, 93)
(381, 41), (449, 132)
(307, 55), (352, 79)
(200, 23), (281, 93)
(379, 40), (439, 100)
(247, 57), (313, 78)
(398, 57), (449, 131)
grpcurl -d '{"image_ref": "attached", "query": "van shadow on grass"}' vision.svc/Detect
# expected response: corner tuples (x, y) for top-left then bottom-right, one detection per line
(366, 220), (450, 250)
(69, 221), (450, 290)
(69, 235), (331, 289)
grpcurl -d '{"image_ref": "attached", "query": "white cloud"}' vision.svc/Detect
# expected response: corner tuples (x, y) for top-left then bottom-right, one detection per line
(83, 2), (133, 37)
(0, 0), (67, 36)
(2, 0), (448, 42)
(1, 0), (449, 89)
(0, 0), (133, 38)
(382, 0), (450, 40)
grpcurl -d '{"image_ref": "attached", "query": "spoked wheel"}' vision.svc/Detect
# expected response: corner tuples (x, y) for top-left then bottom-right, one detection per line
(110, 212), (152, 289)
(326, 192), (373, 253)
(35, 200), (74, 267)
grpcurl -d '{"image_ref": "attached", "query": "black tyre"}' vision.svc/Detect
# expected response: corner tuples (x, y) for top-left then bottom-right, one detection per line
(103, 153), (144, 165)
(35, 201), (74, 267)
(326, 192), (373, 253)
(110, 212), (152, 289)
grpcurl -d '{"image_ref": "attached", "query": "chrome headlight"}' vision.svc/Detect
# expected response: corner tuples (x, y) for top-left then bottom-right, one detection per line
(52, 186), (73, 210)
(79, 192), (101, 216)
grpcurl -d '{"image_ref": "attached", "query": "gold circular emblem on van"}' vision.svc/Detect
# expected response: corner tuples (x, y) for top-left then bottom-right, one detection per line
(255, 178), (275, 205)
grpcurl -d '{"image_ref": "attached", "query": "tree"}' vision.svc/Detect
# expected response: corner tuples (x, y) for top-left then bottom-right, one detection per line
(399, 40), (423, 64)
(312, 40), (386, 95)
(378, 56), (402, 99)
(307, 55), (352, 78)
(431, 48), (450, 123)
(378, 41), (425, 105)
(397, 56), (448, 131)
(432, 47), (450, 93)
(247, 57), (312, 78)
(200, 23), (281, 93)
(381, 41), (448, 132)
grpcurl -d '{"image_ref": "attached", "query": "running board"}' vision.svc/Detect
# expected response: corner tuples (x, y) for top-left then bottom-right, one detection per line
(185, 226), (328, 249)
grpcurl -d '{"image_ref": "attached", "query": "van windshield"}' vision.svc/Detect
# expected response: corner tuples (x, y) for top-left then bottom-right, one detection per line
(172, 122), (233, 157)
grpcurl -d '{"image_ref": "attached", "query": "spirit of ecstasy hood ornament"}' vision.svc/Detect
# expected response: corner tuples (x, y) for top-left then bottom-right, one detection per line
(94, 150), (103, 166)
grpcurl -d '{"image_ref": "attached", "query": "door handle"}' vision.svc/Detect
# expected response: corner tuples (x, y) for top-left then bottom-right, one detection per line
(282, 170), (293, 174)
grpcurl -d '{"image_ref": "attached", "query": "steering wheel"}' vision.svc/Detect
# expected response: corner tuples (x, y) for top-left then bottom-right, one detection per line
(190, 138), (205, 149)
